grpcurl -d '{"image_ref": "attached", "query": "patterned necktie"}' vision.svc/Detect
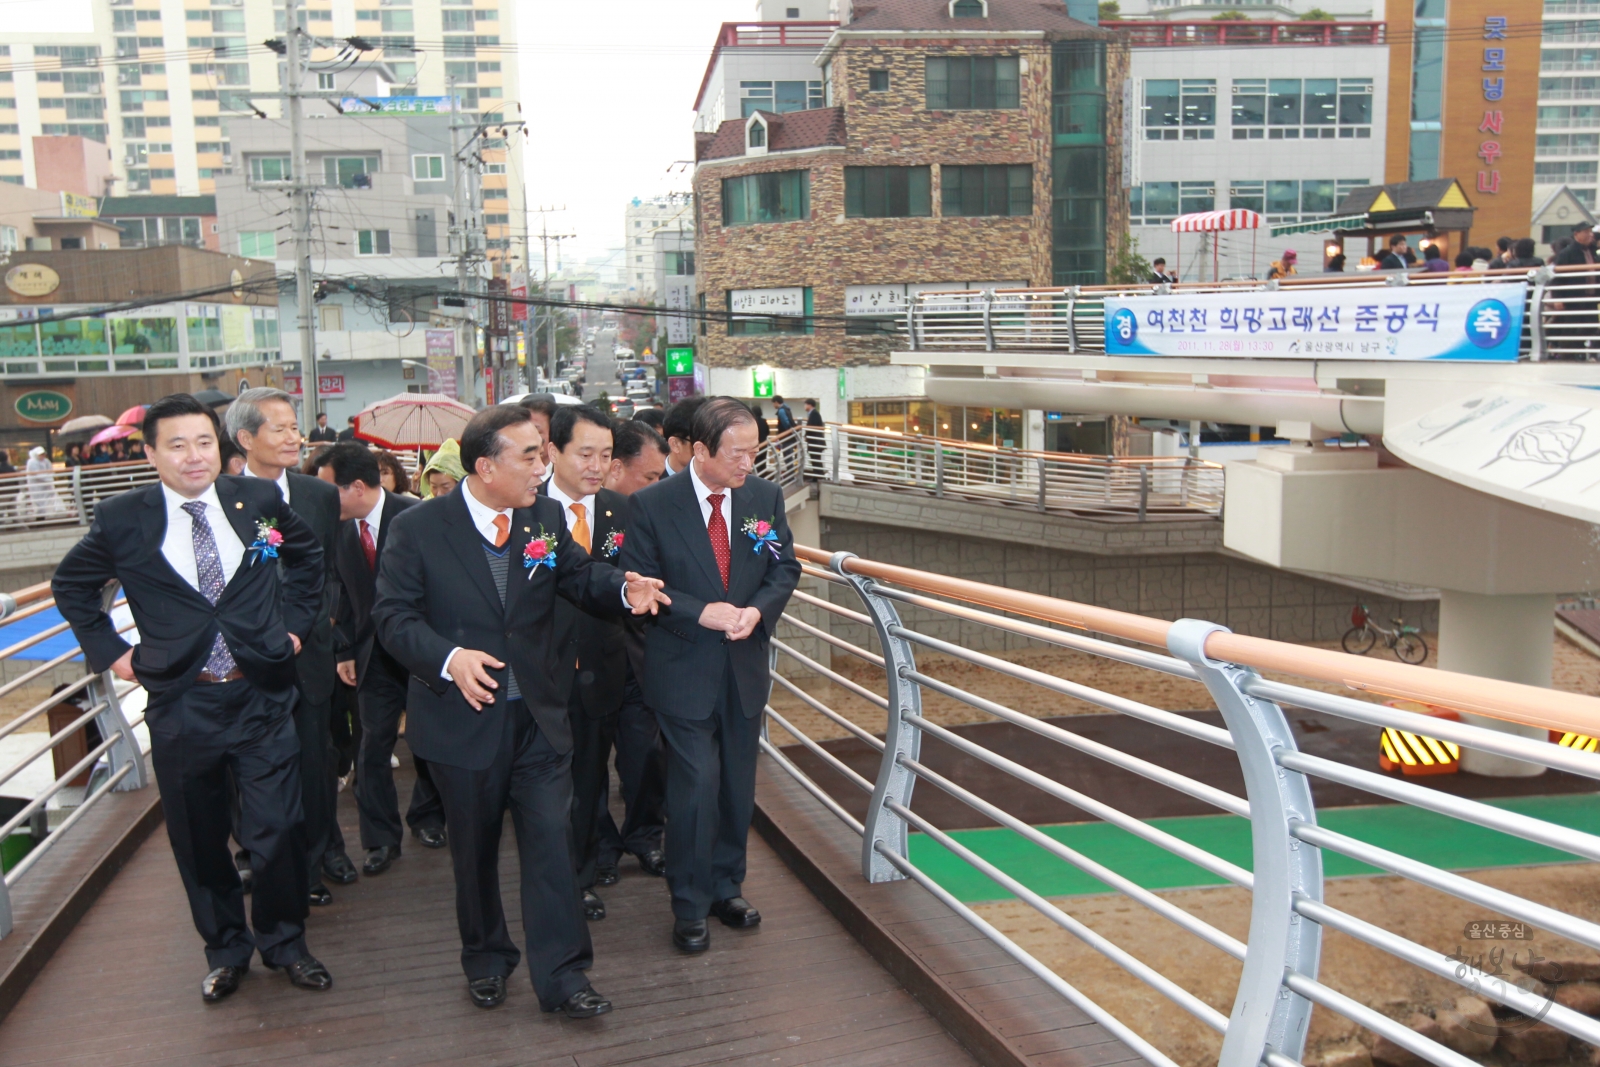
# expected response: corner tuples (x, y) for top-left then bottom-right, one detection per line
(570, 502), (591, 553)
(180, 500), (237, 676)
(491, 513), (509, 548)
(706, 492), (729, 590)
(359, 519), (377, 571)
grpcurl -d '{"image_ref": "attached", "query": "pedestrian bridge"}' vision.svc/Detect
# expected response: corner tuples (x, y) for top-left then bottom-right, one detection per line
(3, 514), (1600, 1067)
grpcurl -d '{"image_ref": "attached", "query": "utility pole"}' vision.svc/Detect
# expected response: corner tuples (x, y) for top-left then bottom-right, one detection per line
(446, 75), (475, 403)
(285, 0), (318, 421)
(529, 205), (574, 387)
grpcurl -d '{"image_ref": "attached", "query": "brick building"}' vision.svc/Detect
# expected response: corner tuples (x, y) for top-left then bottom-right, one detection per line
(690, 0), (1122, 416)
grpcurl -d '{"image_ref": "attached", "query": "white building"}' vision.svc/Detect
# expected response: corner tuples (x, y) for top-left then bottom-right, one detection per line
(691, 1), (835, 134)
(622, 194), (692, 296)
(1537, 3), (1600, 218)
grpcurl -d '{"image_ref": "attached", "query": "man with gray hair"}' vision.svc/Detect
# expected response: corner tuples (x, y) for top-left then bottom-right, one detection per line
(228, 388), (357, 903)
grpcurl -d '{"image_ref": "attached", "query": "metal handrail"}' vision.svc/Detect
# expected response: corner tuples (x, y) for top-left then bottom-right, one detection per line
(764, 543), (1600, 1067)
(0, 460), (159, 537)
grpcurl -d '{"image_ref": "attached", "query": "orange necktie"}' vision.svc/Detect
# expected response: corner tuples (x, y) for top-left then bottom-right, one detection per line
(570, 502), (591, 553)
(491, 513), (509, 548)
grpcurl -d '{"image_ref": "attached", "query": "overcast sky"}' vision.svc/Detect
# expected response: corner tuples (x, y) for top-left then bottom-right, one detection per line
(12, 0), (740, 269)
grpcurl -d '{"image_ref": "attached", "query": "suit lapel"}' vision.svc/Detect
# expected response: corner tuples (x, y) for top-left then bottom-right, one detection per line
(140, 486), (212, 606)
(213, 476), (260, 554)
(672, 472), (727, 594)
(502, 505), (541, 618)
(443, 488), (506, 616)
(728, 482), (758, 595)
(594, 489), (622, 561)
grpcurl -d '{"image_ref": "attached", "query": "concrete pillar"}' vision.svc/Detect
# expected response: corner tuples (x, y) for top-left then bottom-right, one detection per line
(1437, 590), (1556, 777)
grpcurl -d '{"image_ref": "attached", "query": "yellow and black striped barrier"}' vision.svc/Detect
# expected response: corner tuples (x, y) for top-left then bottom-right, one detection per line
(1379, 700), (1461, 777)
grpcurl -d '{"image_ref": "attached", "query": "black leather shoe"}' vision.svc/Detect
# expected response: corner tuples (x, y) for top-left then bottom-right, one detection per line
(468, 975), (506, 1009)
(636, 848), (666, 877)
(412, 825), (448, 849)
(322, 852), (359, 885)
(672, 918), (710, 953)
(201, 964), (247, 1002)
(594, 862), (619, 886)
(363, 845), (401, 875)
(582, 888), (606, 921)
(307, 883), (333, 907)
(710, 896), (761, 928)
(551, 984), (612, 1019)
(266, 955), (333, 992)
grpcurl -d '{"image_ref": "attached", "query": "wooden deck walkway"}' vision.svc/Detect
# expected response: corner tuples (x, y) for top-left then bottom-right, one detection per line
(0, 749), (980, 1067)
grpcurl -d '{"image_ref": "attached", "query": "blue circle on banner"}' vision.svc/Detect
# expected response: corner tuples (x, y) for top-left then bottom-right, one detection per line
(1109, 308), (1138, 347)
(1465, 299), (1512, 349)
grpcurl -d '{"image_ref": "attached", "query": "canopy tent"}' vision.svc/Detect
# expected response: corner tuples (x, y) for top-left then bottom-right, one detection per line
(1269, 214), (1369, 239)
(1169, 210), (1262, 282)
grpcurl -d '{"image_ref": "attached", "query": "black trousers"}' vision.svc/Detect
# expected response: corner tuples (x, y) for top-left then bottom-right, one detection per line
(656, 671), (761, 921)
(595, 671), (666, 868)
(292, 690), (346, 881)
(567, 691), (616, 893)
(429, 699), (592, 1010)
(148, 680), (309, 970)
(354, 661), (443, 850)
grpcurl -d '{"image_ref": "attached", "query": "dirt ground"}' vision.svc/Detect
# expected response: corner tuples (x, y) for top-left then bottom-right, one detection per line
(973, 863), (1600, 1067)
(0, 683), (65, 735)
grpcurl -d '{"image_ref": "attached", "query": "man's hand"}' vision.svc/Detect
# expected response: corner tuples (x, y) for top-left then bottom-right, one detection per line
(111, 648), (135, 682)
(448, 649), (503, 711)
(336, 659), (357, 687)
(726, 606), (763, 642)
(698, 602), (743, 633)
(624, 572), (671, 615)
(289, 633), (302, 655)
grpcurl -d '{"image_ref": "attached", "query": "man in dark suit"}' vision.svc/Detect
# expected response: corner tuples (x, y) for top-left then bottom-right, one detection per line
(312, 443), (446, 875)
(372, 404), (668, 1016)
(1552, 222), (1598, 360)
(228, 388), (357, 903)
(52, 393), (334, 1002)
(306, 412), (338, 444)
(660, 395), (707, 477)
(803, 399), (824, 476)
(619, 397), (800, 953)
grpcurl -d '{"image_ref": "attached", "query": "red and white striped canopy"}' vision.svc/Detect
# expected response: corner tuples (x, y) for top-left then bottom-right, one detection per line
(1170, 209), (1263, 233)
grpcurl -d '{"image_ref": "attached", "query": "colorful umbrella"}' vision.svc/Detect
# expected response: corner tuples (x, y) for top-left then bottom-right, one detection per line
(89, 424), (139, 447)
(353, 393), (476, 450)
(55, 415), (113, 443)
(113, 405), (146, 427)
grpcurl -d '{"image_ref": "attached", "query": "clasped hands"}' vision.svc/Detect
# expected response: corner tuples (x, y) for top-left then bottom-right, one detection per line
(699, 602), (761, 642)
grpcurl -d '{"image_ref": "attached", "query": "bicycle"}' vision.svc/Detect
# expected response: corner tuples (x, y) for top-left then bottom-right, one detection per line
(1342, 604), (1429, 664)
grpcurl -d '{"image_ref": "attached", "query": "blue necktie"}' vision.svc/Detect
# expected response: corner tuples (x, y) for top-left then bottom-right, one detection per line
(181, 500), (237, 676)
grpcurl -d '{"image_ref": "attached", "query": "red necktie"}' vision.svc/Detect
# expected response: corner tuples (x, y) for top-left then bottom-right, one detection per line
(707, 493), (729, 590)
(360, 519), (376, 571)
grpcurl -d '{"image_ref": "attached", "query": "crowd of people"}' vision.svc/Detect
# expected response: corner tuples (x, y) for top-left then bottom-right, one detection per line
(50, 387), (802, 1018)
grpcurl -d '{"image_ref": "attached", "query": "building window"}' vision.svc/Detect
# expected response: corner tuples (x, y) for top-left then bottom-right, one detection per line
(1538, 133), (1600, 156)
(1536, 160), (1600, 184)
(926, 55), (1020, 110)
(317, 72), (335, 90)
(739, 80), (823, 116)
(383, 9), (415, 31)
(1144, 79), (1215, 140)
(869, 70), (889, 92)
(942, 164), (1030, 217)
(250, 155), (291, 182)
(412, 154), (444, 180)
(319, 304), (343, 331)
(721, 170), (810, 226)
(1178, 181), (1215, 215)
(952, 0), (986, 15)
(357, 229), (391, 255)
(239, 231), (276, 258)
(748, 121), (766, 148)
(1129, 182), (1178, 225)
(1231, 78), (1372, 140)
(0, 226), (16, 251)
(845, 166), (931, 218)
(664, 250), (695, 275)
(324, 155), (379, 187)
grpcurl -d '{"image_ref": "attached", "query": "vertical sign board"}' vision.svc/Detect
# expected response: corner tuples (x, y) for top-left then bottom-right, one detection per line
(509, 271), (528, 322)
(751, 365), (775, 399)
(425, 328), (457, 396)
(1446, 5), (1537, 243)
(664, 347), (695, 377)
(664, 279), (693, 345)
(667, 375), (696, 403)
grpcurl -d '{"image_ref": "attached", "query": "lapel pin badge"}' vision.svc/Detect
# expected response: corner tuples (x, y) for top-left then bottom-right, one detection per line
(235, 502), (244, 510)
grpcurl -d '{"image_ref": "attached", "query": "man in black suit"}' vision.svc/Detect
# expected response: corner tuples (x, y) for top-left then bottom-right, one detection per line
(803, 399), (824, 476)
(306, 412), (338, 444)
(51, 393), (333, 1002)
(1552, 222), (1598, 360)
(619, 397), (800, 953)
(336, 416), (357, 442)
(312, 443), (446, 875)
(660, 395), (707, 477)
(228, 388), (357, 903)
(372, 404), (668, 1016)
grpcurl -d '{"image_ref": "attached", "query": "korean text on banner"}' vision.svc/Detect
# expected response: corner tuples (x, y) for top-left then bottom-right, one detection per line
(1103, 281), (1527, 362)
(424, 328), (457, 395)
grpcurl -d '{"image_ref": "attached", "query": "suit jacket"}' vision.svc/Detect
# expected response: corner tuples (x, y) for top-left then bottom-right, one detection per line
(805, 409), (823, 428)
(619, 469), (800, 720)
(372, 486), (629, 769)
(51, 476), (323, 710)
(283, 471), (341, 704)
(1554, 241), (1598, 302)
(541, 484), (631, 718)
(331, 490), (417, 688)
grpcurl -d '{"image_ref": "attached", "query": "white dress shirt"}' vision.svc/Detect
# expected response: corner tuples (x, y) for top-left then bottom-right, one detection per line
(544, 478), (596, 551)
(354, 487), (387, 543)
(160, 482), (246, 592)
(244, 463), (292, 505)
(687, 460), (735, 532)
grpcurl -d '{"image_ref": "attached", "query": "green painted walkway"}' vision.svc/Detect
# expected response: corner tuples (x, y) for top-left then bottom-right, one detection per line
(910, 794), (1600, 903)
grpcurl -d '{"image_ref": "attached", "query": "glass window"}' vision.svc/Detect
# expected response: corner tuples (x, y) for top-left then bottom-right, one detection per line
(721, 171), (810, 225)
(0, 322), (35, 358)
(1144, 78), (1179, 137)
(324, 156), (379, 188)
(40, 317), (106, 356)
(1266, 180), (1300, 217)
(1133, 181), (1178, 223)
(953, 0), (985, 15)
(1181, 80), (1216, 130)
(254, 313), (280, 349)
(1269, 79), (1301, 125)
(357, 229), (392, 255)
(1339, 78), (1373, 125)
(774, 81), (807, 112)
(187, 311), (222, 352)
(1179, 181), (1215, 214)
(1410, 129), (1441, 181)
(740, 80), (772, 117)
(1304, 78), (1337, 125)
(845, 166), (932, 218)
(1301, 179), (1335, 215)
(748, 122), (766, 148)
(1052, 40), (1105, 145)
(112, 316), (178, 354)
(942, 165), (1031, 217)
(384, 9), (416, 31)
(250, 156), (291, 182)
(925, 56), (1020, 110)
(239, 231), (276, 258)
(869, 70), (889, 92)
(1229, 181), (1265, 214)
(412, 154), (444, 180)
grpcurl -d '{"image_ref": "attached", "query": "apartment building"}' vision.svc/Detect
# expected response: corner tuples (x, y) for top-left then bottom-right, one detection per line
(622, 194), (693, 295)
(1538, 1), (1600, 217)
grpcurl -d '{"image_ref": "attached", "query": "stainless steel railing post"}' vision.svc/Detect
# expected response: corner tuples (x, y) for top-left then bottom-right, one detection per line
(94, 583), (147, 792)
(1168, 619), (1323, 1067)
(831, 551), (923, 884)
(69, 465), (86, 526)
(0, 845), (11, 938)
(981, 290), (995, 352)
(1530, 265), (1553, 362)
(1036, 455), (1047, 512)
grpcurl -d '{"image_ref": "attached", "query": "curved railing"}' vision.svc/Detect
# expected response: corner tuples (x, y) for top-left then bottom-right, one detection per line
(0, 580), (148, 940)
(0, 461), (159, 536)
(766, 544), (1600, 1067)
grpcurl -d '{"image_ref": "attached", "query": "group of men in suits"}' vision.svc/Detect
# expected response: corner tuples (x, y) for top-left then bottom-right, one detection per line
(51, 388), (801, 1019)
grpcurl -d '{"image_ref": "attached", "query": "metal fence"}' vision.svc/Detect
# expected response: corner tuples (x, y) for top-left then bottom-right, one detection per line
(0, 462), (159, 536)
(0, 580), (148, 940)
(768, 545), (1600, 1067)
(798, 424), (1223, 520)
(901, 264), (1600, 363)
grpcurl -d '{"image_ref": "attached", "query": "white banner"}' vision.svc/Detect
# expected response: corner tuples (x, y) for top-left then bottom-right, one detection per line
(665, 279), (693, 345)
(1104, 282), (1526, 362)
(730, 287), (804, 316)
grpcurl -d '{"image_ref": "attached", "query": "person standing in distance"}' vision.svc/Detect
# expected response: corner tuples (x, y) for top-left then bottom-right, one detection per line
(51, 394), (333, 1002)
(372, 404), (669, 1016)
(307, 412), (338, 444)
(619, 398), (801, 953)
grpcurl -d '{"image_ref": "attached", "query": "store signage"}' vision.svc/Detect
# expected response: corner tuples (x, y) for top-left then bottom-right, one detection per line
(283, 375), (345, 398)
(59, 192), (97, 218)
(425, 328), (457, 396)
(14, 390), (70, 423)
(1477, 16), (1508, 197)
(341, 95), (457, 115)
(751, 365), (775, 399)
(729, 287), (804, 316)
(5, 264), (59, 298)
(664, 279), (692, 345)
(1104, 283), (1527, 362)
(668, 375), (696, 403)
(665, 346), (694, 377)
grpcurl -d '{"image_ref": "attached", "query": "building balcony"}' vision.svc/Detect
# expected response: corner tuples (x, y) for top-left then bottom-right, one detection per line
(1106, 21), (1386, 48)
(713, 21), (837, 50)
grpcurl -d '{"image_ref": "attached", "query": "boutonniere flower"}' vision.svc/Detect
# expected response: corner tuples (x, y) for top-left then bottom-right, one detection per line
(601, 530), (624, 558)
(522, 526), (558, 578)
(741, 516), (781, 559)
(248, 518), (284, 565)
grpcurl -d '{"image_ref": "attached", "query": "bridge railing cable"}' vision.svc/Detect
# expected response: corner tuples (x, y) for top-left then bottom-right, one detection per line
(765, 544), (1600, 1067)
(0, 581), (149, 941)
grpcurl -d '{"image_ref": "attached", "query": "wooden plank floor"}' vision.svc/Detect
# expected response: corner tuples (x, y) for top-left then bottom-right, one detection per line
(0, 748), (979, 1067)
